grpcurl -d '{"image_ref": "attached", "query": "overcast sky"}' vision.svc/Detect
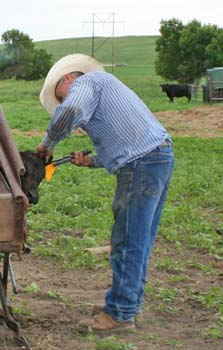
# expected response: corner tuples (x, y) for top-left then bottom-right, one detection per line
(1, 0), (223, 42)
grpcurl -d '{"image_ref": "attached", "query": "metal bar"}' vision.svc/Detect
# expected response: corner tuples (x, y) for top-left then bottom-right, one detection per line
(3, 253), (9, 295)
(0, 271), (32, 349)
(9, 255), (19, 294)
(14, 335), (33, 349)
(208, 81), (223, 84)
(52, 155), (73, 166)
(0, 271), (20, 334)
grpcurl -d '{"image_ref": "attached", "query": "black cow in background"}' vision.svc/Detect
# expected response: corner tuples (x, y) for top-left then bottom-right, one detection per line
(20, 151), (46, 204)
(160, 84), (192, 103)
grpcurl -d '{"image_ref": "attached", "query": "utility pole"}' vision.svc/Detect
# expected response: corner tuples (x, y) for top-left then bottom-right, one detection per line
(92, 13), (95, 58)
(84, 13), (124, 72)
(111, 12), (115, 73)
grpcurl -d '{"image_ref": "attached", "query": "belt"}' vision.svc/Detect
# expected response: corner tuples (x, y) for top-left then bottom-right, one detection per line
(159, 139), (171, 147)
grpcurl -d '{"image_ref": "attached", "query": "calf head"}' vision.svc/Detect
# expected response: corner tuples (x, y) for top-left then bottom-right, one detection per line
(20, 151), (45, 204)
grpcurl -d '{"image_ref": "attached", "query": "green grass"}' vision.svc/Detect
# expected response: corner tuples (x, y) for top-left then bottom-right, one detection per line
(34, 36), (158, 65)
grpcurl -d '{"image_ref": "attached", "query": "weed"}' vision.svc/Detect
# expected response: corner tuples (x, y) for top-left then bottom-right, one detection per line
(169, 274), (188, 283)
(13, 301), (31, 317)
(95, 336), (136, 350)
(165, 338), (183, 348)
(187, 261), (216, 274)
(25, 282), (41, 294)
(203, 319), (223, 340)
(155, 257), (185, 273)
(190, 287), (223, 314)
(34, 243), (51, 257)
(47, 290), (69, 305)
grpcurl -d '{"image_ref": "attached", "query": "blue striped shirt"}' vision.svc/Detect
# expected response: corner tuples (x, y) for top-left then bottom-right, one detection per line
(42, 71), (171, 174)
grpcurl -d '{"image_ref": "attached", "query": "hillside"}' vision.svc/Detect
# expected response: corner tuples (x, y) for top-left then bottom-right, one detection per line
(34, 35), (159, 65)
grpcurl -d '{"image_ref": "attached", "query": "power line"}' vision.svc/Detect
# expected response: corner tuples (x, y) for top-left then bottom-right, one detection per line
(84, 13), (124, 73)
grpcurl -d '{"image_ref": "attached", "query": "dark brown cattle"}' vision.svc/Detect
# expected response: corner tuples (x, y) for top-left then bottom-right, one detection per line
(20, 151), (46, 204)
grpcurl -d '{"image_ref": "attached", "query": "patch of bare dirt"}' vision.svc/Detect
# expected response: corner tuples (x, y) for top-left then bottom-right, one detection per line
(155, 105), (223, 137)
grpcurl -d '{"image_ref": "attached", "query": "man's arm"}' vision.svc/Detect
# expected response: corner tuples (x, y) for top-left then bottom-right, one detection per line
(70, 152), (104, 168)
(37, 78), (98, 160)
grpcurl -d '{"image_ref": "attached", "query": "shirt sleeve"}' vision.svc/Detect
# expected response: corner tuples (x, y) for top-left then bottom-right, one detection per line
(41, 78), (99, 150)
(89, 155), (104, 168)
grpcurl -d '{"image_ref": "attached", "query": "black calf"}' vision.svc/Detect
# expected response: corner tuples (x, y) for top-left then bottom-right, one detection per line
(20, 151), (45, 204)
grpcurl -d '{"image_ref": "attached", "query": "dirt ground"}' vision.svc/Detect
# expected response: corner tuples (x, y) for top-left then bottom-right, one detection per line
(156, 105), (223, 138)
(0, 105), (223, 350)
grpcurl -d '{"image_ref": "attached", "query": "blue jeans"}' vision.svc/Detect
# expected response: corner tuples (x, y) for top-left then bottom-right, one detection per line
(103, 144), (174, 322)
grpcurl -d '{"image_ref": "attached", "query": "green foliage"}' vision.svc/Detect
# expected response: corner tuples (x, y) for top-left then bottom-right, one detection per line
(205, 28), (223, 68)
(190, 287), (223, 315)
(156, 257), (185, 273)
(155, 19), (222, 83)
(25, 282), (41, 294)
(0, 29), (52, 80)
(47, 290), (69, 305)
(155, 18), (184, 81)
(95, 337), (136, 350)
(178, 21), (219, 83)
(13, 301), (31, 316)
(204, 319), (223, 339)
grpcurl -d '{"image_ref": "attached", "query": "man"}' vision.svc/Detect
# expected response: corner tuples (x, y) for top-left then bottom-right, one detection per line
(36, 53), (174, 334)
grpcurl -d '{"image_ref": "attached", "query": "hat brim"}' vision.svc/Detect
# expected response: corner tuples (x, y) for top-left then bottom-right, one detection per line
(40, 53), (104, 115)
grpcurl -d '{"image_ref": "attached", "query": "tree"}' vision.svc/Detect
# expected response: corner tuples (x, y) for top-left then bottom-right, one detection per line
(23, 49), (52, 80)
(155, 19), (222, 84)
(155, 19), (184, 81)
(0, 29), (52, 80)
(178, 21), (219, 83)
(205, 28), (223, 68)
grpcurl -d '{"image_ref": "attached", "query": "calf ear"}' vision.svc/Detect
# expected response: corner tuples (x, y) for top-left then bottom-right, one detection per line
(36, 153), (53, 165)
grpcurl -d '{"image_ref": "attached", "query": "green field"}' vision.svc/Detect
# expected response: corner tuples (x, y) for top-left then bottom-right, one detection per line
(0, 36), (222, 349)
(35, 36), (158, 65)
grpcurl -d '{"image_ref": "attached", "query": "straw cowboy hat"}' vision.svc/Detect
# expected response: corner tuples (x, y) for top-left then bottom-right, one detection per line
(40, 53), (104, 115)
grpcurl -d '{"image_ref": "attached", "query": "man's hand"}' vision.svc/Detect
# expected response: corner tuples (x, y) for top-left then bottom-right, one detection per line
(36, 144), (53, 163)
(70, 152), (93, 167)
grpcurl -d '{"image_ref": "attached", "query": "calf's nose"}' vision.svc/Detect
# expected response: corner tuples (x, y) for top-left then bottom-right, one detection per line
(27, 189), (39, 204)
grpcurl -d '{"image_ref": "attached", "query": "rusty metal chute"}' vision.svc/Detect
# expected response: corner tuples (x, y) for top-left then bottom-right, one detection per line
(0, 106), (28, 253)
(0, 106), (32, 349)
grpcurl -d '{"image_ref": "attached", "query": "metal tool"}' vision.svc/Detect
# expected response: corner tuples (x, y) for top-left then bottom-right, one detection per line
(45, 149), (92, 181)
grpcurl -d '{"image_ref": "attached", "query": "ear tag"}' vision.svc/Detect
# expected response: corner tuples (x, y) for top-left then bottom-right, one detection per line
(45, 163), (56, 181)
